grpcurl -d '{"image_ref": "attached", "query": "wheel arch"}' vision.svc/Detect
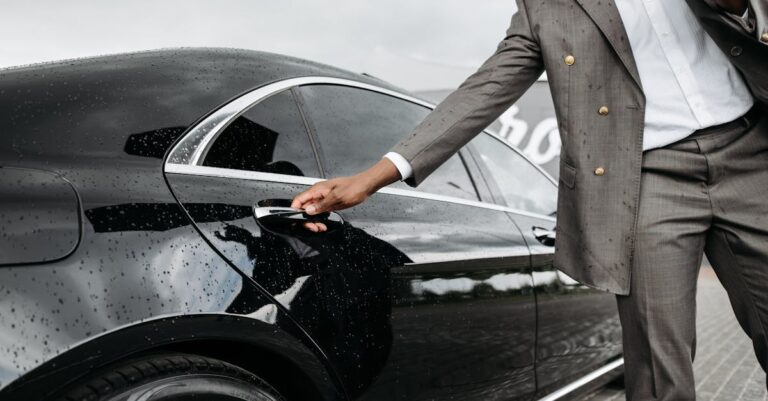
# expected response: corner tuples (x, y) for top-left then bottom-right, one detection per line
(0, 313), (346, 401)
(159, 338), (330, 401)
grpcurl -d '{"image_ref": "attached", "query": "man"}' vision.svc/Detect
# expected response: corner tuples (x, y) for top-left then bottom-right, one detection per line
(292, 0), (768, 399)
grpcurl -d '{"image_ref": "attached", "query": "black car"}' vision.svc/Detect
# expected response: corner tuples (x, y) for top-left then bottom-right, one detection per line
(0, 48), (623, 401)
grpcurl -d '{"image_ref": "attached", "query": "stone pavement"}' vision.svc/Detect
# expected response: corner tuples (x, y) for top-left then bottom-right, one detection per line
(586, 266), (767, 401)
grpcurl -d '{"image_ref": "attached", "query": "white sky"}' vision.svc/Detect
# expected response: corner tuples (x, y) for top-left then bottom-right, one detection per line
(0, 0), (518, 91)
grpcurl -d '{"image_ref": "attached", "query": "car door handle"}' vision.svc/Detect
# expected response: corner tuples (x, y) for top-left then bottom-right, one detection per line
(253, 206), (344, 223)
(532, 226), (556, 246)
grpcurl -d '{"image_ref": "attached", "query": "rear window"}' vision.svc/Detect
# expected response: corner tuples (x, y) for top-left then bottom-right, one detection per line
(202, 89), (320, 178)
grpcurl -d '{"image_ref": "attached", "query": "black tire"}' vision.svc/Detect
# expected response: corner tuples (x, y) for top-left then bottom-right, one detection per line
(57, 353), (285, 401)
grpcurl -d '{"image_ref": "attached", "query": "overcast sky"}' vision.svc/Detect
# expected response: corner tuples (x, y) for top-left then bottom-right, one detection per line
(0, 0), (518, 91)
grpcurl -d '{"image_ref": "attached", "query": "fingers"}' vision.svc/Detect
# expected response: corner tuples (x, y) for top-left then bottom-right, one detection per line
(302, 221), (328, 233)
(291, 183), (331, 209)
(305, 197), (333, 215)
(292, 177), (364, 217)
(291, 188), (321, 209)
(300, 183), (337, 215)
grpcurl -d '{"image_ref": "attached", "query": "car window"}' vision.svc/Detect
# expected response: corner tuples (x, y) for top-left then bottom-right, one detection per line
(299, 84), (479, 201)
(202, 89), (320, 178)
(471, 133), (557, 216)
(416, 153), (479, 201)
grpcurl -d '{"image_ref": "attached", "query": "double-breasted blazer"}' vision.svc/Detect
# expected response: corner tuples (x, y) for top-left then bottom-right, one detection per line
(389, 0), (768, 294)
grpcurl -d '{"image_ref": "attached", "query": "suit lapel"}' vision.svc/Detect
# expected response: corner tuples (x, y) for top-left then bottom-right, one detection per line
(574, 0), (643, 90)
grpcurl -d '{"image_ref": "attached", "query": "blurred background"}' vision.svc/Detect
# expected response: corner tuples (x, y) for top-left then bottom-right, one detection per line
(0, 0), (560, 176)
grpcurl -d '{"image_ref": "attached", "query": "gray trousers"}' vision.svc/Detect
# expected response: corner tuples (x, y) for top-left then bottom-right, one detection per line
(617, 105), (768, 401)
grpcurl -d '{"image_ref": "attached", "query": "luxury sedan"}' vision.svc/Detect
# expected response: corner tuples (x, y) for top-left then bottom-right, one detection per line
(0, 48), (623, 401)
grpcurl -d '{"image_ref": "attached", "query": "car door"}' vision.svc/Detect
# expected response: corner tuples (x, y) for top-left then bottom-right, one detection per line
(466, 132), (623, 396)
(164, 77), (538, 401)
(297, 82), (539, 401)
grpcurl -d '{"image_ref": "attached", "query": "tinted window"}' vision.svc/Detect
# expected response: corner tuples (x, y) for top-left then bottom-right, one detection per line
(471, 133), (557, 215)
(416, 154), (478, 201)
(300, 85), (478, 201)
(202, 89), (320, 178)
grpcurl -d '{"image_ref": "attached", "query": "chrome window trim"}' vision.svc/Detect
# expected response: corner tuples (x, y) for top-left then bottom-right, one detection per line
(167, 76), (437, 166)
(165, 75), (556, 221)
(537, 357), (624, 401)
(165, 164), (556, 222)
(480, 131), (558, 187)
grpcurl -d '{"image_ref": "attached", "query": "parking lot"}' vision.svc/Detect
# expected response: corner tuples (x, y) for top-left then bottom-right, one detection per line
(588, 266), (767, 401)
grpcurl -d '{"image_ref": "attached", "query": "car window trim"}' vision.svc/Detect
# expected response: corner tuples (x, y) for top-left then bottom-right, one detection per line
(164, 75), (555, 222)
(165, 163), (555, 222)
(468, 132), (559, 216)
(289, 87), (326, 178)
(479, 132), (558, 187)
(455, 151), (482, 202)
(462, 144), (503, 205)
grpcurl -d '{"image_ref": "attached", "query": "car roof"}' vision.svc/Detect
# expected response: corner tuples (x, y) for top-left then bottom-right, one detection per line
(0, 47), (410, 96)
(0, 48), (418, 166)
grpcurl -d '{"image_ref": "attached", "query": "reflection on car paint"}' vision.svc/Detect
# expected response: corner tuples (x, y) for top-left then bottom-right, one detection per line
(0, 48), (622, 401)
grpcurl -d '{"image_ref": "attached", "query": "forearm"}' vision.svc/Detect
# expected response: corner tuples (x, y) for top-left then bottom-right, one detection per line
(357, 157), (402, 195)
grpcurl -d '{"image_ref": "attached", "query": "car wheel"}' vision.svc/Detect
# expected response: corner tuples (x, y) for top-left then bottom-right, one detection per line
(57, 353), (285, 401)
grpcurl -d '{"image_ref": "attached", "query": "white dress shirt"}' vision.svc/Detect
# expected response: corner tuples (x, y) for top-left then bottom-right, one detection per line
(614, 0), (753, 150)
(384, 0), (755, 180)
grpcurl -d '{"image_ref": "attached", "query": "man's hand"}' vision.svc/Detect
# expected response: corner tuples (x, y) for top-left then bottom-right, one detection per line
(291, 157), (402, 232)
(290, 176), (372, 232)
(714, 0), (747, 15)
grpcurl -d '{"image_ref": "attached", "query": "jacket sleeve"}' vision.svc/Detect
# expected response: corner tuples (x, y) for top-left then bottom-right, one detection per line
(388, 0), (544, 187)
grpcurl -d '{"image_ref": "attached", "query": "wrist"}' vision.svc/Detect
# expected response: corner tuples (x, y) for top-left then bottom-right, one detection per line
(359, 159), (400, 195)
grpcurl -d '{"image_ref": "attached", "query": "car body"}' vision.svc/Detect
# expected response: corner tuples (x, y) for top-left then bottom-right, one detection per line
(0, 48), (622, 401)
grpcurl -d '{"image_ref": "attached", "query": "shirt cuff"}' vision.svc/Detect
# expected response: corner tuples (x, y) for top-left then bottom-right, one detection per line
(382, 152), (413, 180)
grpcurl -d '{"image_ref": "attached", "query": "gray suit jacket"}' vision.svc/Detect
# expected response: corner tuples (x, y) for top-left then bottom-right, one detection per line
(389, 0), (768, 295)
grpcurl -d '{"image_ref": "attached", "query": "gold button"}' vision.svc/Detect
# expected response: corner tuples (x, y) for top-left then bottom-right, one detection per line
(761, 32), (768, 43)
(594, 167), (605, 176)
(564, 55), (575, 66)
(598, 106), (609, 115)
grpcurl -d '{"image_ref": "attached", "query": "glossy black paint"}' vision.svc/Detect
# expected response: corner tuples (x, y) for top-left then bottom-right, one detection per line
(514, 213), (622, 397)
(0, 48), (621, 401)
(0, 166), (81, 265)
(166, 172), (537, 400)
(0, 48), (381, 400)
(466, 139), (623, 397)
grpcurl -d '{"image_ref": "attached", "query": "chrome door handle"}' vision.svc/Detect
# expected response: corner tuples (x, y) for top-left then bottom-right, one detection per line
(253, 206), (344, 224)
(254, 206), (305, 219)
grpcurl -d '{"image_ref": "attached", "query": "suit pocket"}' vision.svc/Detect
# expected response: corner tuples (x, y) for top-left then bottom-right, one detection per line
(559, 160), (576, 189)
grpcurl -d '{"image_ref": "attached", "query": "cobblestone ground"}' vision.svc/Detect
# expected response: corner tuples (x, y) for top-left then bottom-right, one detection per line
(587, 266), (767, 401)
